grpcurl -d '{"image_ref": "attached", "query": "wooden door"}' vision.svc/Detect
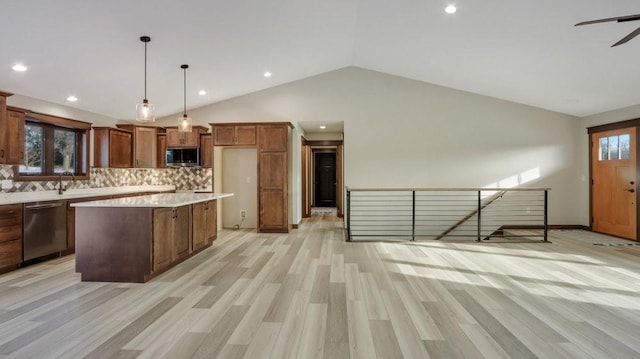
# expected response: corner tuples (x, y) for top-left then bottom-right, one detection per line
(213, 125), (235, 145)
(153, 208), (173, 271)
(314, 152), (336, 207)
(173, 206), (191, 261)
(200, 134), (212, 167)
(109, 130), (132, 168)
(6, 110), (25, 165)
(157, 134), (167, 168)
(206, 200), (217, 243)
(134, 127), (156, 167)
(591, 127), (637, 239)
(192, 202), (206, 251)
(259, 151), (288, 231)
(235, 125), (257, 145)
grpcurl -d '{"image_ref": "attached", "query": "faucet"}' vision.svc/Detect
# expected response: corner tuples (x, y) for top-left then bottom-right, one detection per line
(58, 171), (76, 195)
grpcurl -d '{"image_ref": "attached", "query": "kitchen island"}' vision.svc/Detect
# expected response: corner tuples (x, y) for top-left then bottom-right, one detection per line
(72, 192), (232, 282)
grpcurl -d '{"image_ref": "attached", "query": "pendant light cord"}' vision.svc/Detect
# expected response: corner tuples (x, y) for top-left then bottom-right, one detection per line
(181, 64), (189, 117)
(144, 41), (148, 100)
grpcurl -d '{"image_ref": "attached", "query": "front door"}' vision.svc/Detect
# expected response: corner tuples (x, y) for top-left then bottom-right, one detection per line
(591, 127), (637, 239)
(314, 152), (336, 207)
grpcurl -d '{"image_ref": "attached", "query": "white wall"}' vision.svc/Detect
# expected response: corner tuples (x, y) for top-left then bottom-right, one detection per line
(221, 148), (258, 229)
(7, 94), (118, 126)
(158, 67), (584, 225)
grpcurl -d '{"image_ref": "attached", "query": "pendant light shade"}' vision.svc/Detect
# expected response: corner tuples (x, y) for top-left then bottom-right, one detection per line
(178, 64), (193, 132)
(136, 36), (155, 123)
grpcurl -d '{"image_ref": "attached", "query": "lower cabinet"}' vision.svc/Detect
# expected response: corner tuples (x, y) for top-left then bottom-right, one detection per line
(192, 200), (217, 252)
(0, 204), (23, 270)
(76, 201), (218, 282)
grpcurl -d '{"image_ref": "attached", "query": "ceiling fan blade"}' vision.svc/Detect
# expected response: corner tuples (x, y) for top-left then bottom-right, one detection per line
(576, 13), (640, 26)
(612, 26), (640, 47)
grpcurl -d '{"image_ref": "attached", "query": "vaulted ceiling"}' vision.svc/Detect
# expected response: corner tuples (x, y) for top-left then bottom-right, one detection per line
(1, 0), (639, 120)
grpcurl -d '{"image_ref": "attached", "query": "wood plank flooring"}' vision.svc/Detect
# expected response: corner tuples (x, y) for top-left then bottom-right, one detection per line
(1, 215), (640, 358)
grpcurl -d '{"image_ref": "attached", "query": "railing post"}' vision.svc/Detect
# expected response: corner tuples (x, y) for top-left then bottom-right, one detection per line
(544, 189), (548, 242)
(412, 190), (416, 241)
(477, 190), (481, 242)
(346, 188), (352, 241)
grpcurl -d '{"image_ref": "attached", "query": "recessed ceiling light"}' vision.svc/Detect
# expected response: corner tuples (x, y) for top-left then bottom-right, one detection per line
(66, 95), (78, 102)
(320, 125), (326, 129)
(198, 90), (207, 96)
(12, 64), (27, 72)
(445, 5), (457, 14)
(264, 71), (272, 78)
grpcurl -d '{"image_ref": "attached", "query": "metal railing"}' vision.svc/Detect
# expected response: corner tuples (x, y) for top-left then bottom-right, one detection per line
(345, 187), (549, 242)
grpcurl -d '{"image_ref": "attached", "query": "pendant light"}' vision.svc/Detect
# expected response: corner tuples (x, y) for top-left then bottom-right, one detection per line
(178, 64), (193, 132)
(136, 36), (155, 122)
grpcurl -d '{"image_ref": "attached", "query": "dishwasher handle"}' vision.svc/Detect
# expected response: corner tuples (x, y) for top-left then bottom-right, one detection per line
(25, 202), (64, 210)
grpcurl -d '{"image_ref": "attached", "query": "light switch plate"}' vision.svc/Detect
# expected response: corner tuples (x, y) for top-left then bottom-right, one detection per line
(1, 180), (13, 189)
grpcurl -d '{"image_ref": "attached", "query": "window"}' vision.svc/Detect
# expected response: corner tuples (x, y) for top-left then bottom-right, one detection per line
(15, 112), (91, 180)
(599, 133), (630, 161)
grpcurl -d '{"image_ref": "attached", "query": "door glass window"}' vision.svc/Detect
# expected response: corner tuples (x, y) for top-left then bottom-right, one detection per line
(599, 133), (630, 161)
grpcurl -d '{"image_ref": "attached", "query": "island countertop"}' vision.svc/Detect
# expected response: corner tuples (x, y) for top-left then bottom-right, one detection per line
(71, 192), (233, 208)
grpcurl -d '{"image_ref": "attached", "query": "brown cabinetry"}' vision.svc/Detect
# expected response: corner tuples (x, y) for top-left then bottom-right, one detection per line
(209, 122), (291, 233)
(213, 124), (256, 146)
(192, 200), (217, 252)
(157, 133), (167, 168)
(258, 124), (290, 232)
(152, 206), (190, 271)
(165, 126), (207, 148)
(200, 133), (212, 167)
(93, 127), (132, 168)
(75, 196), (220, 282)
(0, 92), (26, 165)
(3, 110), (25, 165)
(0, 204), (23, 270)
(116, 125), (157, 168)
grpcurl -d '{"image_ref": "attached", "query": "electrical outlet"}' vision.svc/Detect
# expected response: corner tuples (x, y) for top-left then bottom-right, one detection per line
(240, 210), (247, 218)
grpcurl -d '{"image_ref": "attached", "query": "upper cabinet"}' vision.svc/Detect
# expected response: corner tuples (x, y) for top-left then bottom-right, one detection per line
(200, 133), (212, 168)
(212, 124), (256, 146)
(0, 92), (26, 165)
(93, 127), (133, 168)
(116, 124), (158, 168)
(165, 126), (207, 148)
(157, 133), (167, 168)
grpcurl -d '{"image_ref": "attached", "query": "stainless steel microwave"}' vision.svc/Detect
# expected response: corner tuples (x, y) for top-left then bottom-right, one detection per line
(166, 148), (200, 167)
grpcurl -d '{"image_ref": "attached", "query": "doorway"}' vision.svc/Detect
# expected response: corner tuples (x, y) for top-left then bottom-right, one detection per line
(301, 139), (344, 218)
(314, 151), (337, 207)
(590, 126), (637, 240)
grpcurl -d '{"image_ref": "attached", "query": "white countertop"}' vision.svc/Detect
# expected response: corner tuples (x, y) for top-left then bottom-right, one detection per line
(71, 192), (234, 208)
(0, 185), (176, 205)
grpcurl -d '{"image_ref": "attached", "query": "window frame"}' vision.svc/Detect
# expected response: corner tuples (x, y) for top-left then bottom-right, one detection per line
(598, 133), (631, 161)
(13, 111), (91, 181)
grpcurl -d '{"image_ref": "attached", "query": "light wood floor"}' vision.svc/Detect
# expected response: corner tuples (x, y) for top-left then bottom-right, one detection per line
(1, 214), (640, 358)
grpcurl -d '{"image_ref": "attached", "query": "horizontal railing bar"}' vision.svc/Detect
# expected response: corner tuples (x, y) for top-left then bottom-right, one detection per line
(347, 187), (551, 192)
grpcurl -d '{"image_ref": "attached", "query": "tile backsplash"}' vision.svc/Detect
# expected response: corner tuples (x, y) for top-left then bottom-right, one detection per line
(0, 165), (212, 192)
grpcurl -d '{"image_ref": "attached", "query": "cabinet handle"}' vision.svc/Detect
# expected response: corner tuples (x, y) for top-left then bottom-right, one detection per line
(0, 149), (4, 158)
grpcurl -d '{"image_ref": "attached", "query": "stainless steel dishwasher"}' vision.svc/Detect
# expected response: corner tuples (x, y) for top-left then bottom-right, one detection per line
(23, 200), (67, 261)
